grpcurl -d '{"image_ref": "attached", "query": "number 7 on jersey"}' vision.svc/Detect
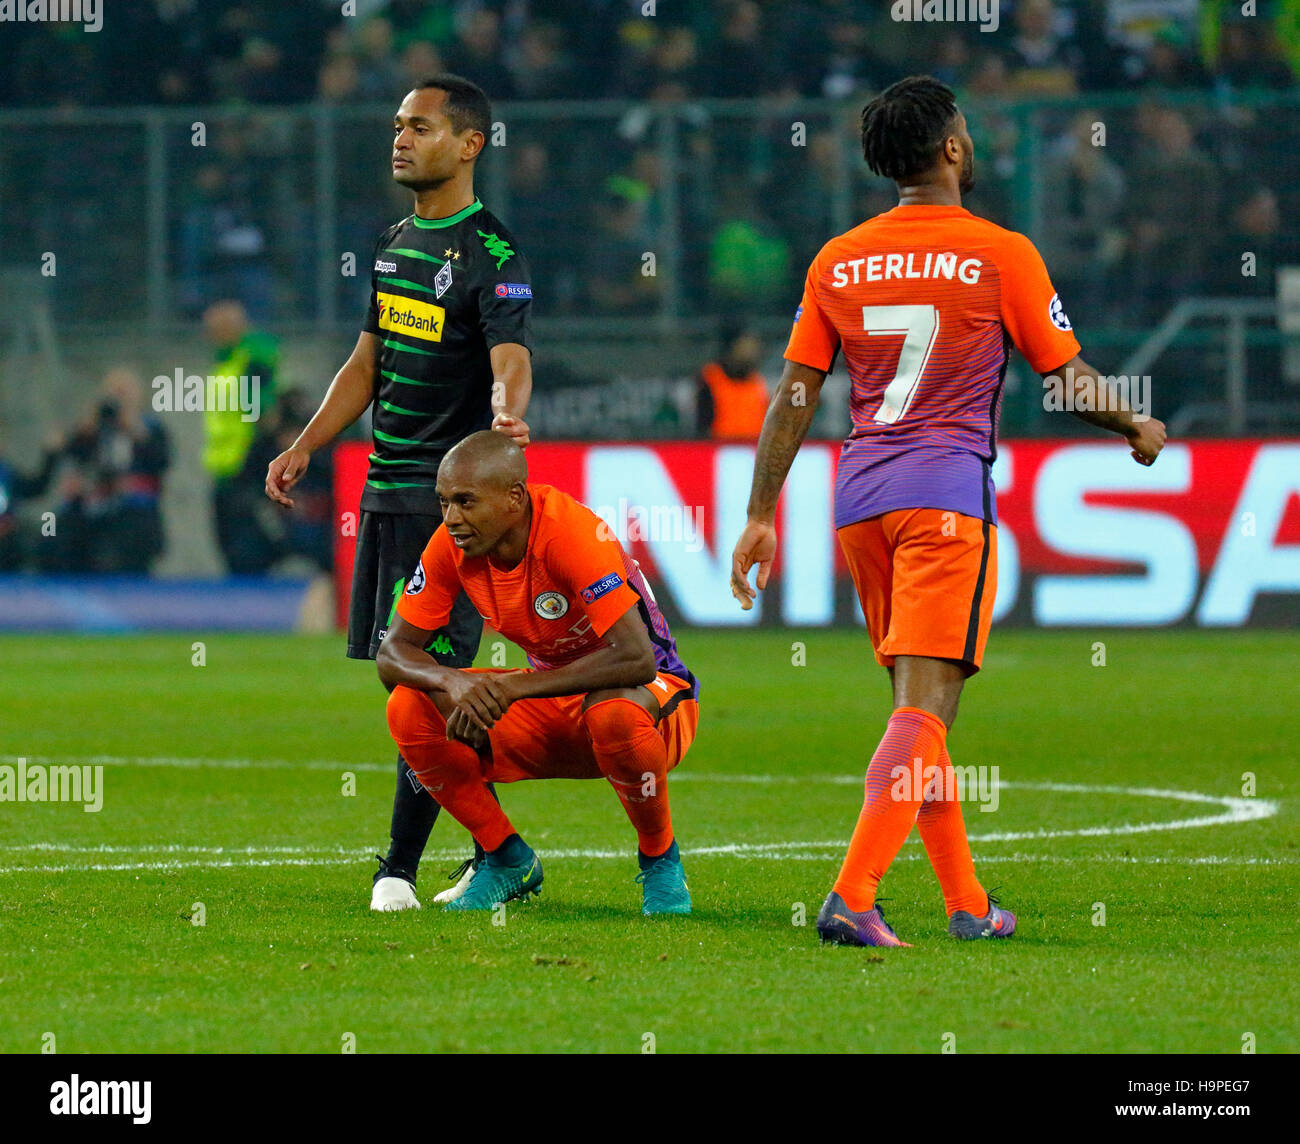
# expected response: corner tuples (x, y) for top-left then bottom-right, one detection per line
(864, 304), (940, 425)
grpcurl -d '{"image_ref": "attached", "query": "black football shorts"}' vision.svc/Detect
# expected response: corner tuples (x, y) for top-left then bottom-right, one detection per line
(346, 509), (483, 664)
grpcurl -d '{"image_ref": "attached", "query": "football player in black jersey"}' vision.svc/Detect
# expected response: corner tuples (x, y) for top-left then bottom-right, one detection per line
(267, 75), (533, 910)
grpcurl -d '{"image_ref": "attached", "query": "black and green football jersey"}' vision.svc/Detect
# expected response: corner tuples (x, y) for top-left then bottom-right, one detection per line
(361, 197), (533, 513)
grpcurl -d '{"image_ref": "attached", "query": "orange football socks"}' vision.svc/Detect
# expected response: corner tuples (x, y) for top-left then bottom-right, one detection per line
(917, 743), (989, 917)
(385, 685), (515, 852)
(583, 698), (674, 857)
(833, 706), (947, 912)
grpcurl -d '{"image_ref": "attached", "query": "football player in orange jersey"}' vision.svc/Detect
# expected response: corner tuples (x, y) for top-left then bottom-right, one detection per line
(731, 76), (1166, 947)
(379, 431), (700, 914)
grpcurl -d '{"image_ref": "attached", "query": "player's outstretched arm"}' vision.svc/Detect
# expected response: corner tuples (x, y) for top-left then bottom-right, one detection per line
(1044, 354), (1167, 467)
(730, 359), (828, 609)
(489, 342), (532, 447)
(265, 331), (379, 506)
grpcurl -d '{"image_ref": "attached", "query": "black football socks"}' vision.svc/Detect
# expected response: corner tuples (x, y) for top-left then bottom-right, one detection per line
(384, 752), (439, 881)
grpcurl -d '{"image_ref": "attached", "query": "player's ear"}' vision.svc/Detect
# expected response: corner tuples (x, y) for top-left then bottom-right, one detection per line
(462, 129), (486, 163)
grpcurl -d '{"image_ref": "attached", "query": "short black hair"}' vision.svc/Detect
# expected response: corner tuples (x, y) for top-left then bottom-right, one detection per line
(860, 75), (960, 182)
(414, 73), (492, 139)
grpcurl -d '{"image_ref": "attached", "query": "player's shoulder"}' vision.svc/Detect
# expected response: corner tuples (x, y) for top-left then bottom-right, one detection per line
(531, 482), (595, 529)
(530, 483), (610, 554)
(376, 217), (409, 246)
(956, 212), (1042, 262)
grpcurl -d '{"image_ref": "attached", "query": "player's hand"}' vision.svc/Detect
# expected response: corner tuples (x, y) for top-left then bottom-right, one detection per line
(265, 445), (310, 506)
(1126, 416), (1166, 467)
(444, 673), (514, 740)
(730, 519), (777, 611)
(445, 709), (489, 751)
(491, 413), (530, 448)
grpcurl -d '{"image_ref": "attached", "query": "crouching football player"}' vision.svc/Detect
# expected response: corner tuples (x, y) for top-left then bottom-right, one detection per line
(377, 431), (699, 914)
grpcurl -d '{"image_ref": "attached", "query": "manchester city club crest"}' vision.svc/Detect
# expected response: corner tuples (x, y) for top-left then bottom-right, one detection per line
(533, 591), (568, 619)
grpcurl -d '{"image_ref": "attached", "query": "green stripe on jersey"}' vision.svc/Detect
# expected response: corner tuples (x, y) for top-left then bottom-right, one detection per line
(377, 275), (437, 295)
(380, 368), (437, 388)
(387, 247), (446, 265)
(378, 399), (425, 417)
(380, 338), (436, 357)
(366, 479), (433, 490)
(367, 452), (423, 466)
(373, 427), (423, 446)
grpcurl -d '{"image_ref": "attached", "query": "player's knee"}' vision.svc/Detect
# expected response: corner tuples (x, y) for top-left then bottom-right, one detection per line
(582, 697), (654, 746)
(386, 685), (439, 744)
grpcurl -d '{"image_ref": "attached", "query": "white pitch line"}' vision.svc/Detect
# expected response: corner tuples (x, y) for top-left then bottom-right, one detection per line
(0, 852), (1293, 875)
(0, 757), (1281, 872)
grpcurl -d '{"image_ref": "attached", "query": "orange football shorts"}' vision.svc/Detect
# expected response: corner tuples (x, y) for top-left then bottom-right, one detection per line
(837, 507), (997, 673)
(452, 668), (699, 784)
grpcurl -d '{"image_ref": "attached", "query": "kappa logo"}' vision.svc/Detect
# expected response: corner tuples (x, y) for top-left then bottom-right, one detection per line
(478, 229), (514, 269)
(1049, 293), (1072, 331)
(533, 591), (569, 620)
(375, 259), (398, 274)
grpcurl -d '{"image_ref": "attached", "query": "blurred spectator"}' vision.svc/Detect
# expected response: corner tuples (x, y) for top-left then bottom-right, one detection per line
(1209, 186), (1300, 297)
(582, 186), (662, 315)
(784, 131), (846, 273)
(1124, 106), (1221, 321)
(957, 52), (1019, 225)
(454, 9), (516, 99)
(243, 387), (335, 574)
(44, 369), (170, 574)
(624, 24), (702, 101)
(237, 38), (294, 104)
(353, 17), (405, 101)
(1212, 19), (1294, 94)
(1209, 185), (1300, 405)
(816, 10), (888, 99)
(710, 1), (766, 98)
(0, 423), (61, 572)
(708, 185), (791, 311)
(510, 23), (574, 101)
(1132, 24), (1209, 90)
(176, 121), (275, 320)
(399, 41), (445, 90)
(695, 321), (770, 441)
(318, 53), (362, 103)
(1039, 110), (1127, 320)
(202, 300), (280, 575)
(1003, 0), (1082, 95)
(507, 142), (579, 311)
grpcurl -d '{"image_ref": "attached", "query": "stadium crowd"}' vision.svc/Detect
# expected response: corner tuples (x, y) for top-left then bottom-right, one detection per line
(5, 1), (1297, 109)
(1, 1), (1296, 327)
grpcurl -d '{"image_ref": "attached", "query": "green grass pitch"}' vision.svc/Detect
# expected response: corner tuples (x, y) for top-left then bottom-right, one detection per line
(1, 628), (1297, 1054)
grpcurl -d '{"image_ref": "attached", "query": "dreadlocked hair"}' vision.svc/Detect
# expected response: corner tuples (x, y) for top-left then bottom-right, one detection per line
(860, 76), (960, 182)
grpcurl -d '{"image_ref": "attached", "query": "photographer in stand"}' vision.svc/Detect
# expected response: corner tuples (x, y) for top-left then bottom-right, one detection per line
(42, 368), (171, 574)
